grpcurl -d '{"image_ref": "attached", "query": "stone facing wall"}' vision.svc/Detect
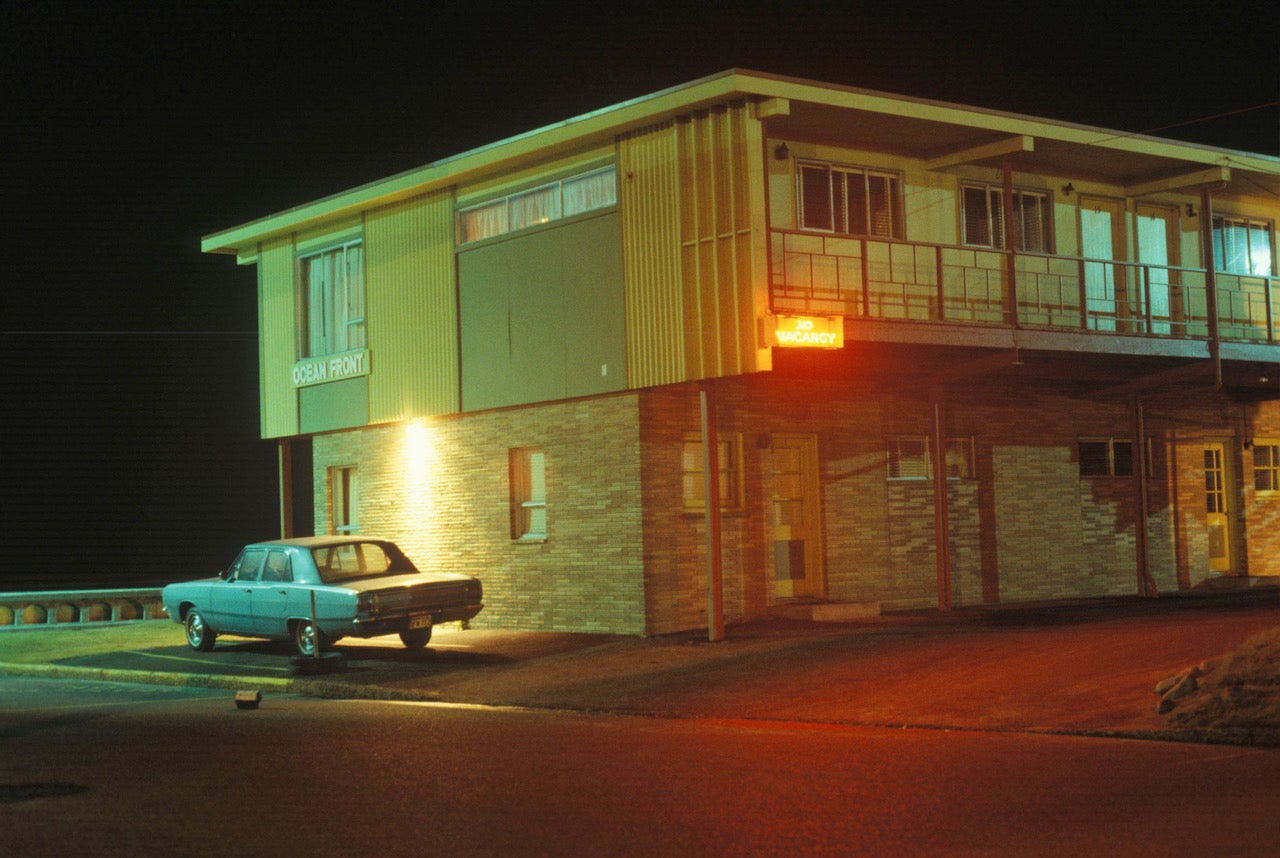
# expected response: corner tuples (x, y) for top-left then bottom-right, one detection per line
(312, 393), (646, 634)
(307, 378), (1276, 636)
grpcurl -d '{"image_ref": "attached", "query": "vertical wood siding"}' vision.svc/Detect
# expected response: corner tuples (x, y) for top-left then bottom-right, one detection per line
(257, 236), (298, 438)
(619, 121), (686, 388)
(620, 101), (767, 387)
(365, 190), (460, 421)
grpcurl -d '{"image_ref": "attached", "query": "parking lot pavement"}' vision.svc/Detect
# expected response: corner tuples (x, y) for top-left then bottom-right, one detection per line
(5, 591), (1278, 738)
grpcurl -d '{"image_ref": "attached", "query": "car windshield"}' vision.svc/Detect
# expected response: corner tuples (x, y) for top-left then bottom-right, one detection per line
(311, 541), (419, 584)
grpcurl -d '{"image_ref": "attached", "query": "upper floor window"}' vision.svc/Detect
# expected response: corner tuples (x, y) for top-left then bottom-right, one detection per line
(299, 241), (365, 358)
(961, 184), (1052, 253)
(798, 162), (904, 239)
(459, 166), (617, 245)
(1212, 216), (1274, 276)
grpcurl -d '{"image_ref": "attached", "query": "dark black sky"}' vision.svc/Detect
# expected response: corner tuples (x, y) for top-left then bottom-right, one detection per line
(2, 1), (1276, 583)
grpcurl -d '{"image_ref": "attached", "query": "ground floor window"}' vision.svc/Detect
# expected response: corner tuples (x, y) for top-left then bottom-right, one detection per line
(682, 432), (743, 513)
(887, 436), (974, 480)
(510, 448), (547, 541)
(1079, 439), (1133, 477)
(328, 466), (359, 534)
(1254, 442), (1279, 492)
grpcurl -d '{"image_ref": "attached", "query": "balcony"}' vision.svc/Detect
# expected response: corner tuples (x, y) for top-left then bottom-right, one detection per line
(770, 230), (1279, 347)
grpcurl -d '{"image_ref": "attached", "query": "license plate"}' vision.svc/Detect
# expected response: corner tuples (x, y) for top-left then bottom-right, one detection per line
(408, 615), (430, 630)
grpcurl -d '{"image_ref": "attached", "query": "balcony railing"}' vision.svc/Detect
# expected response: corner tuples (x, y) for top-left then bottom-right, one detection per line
(770, 230), (1279, 344)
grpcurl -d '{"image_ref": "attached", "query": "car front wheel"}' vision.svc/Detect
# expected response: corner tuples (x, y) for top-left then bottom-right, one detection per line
(294, 619), (324, 657)
(400, 626), (432, 649)
(185, 609), (216, 652)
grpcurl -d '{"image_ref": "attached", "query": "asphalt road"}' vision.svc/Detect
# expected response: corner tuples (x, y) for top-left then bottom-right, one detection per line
(3, 675), (1278, 857)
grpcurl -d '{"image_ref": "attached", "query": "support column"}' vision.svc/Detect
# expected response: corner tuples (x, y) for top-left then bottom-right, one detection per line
(932, 399), (953, 611)
(278, 439), (294, 539)
(1133, 394), (1157, 597)
(1199, 186), (1222, 388)
(700, 384), (725, 641)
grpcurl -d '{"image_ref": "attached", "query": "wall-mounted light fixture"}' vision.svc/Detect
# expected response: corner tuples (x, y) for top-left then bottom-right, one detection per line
(774, 142), (790, 160)
(1061, 183), (1074, 196)
(1185, 203), (1197, 218)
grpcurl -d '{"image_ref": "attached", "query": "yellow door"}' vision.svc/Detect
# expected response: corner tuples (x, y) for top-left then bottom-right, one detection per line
(771, 434), (824, 599)
(1204, 444), (1231, 574)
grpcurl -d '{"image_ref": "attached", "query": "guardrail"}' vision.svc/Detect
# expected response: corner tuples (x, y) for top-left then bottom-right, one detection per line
(0, 589), (169, 628)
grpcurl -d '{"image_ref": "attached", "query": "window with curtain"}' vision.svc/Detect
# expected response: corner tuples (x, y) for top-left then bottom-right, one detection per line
(329, 466), (359, 534)
(681, 432), (743, 513)
(1213, 216), (1274, 276)
(459, 166), (617, 244)
(298, 241), (365, 358)
(887, 436), (974, 480)
(510, 448), (547, 541)
(797, 162), (904, 239)
(961, 184), (1052, 253)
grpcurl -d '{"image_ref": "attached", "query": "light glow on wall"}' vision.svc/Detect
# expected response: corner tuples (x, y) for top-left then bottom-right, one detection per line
(400, 419), (441, 550)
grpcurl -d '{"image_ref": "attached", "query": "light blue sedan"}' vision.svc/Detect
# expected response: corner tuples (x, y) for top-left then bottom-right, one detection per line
(162, 536), (483, 656)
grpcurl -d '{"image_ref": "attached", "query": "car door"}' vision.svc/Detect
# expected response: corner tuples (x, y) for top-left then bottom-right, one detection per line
(252, 549), (295, 636)
(209, 548), (265, 634)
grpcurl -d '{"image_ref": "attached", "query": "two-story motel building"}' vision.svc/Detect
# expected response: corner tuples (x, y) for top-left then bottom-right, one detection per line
(203, 70), (1280, 635)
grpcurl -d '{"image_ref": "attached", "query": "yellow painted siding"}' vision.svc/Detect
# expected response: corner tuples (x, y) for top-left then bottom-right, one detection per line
(620, 121), (686, 387)
(365, 190), (459, 421)
(257, 237), (298, 439)
(620, 102), (767, 388)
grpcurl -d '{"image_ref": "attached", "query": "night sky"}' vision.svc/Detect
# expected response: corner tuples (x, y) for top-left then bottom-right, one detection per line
(2, 2), (1276, 587)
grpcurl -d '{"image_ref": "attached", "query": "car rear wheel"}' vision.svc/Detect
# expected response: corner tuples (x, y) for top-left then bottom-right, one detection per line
(399, 626), (432, 649)
(185, 609), (216, 652)
(294, 619), (325, 657)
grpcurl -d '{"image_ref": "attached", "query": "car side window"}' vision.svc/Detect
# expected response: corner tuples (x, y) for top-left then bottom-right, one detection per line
(262, 550), (292, 583)
(229, 548), (266, 582)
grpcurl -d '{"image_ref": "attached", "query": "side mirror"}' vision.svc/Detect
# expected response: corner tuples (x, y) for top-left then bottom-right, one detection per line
(219, 568), (231, 581)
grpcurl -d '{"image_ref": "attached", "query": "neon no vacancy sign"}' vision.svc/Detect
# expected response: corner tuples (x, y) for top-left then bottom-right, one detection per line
(770, 315), (844, 349)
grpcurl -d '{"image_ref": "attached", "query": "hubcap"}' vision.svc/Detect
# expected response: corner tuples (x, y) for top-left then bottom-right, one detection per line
(186, 614), (203, 645)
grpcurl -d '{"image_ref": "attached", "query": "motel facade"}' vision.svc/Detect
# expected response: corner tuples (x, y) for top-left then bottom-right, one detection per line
(203, 71), (1280, 635)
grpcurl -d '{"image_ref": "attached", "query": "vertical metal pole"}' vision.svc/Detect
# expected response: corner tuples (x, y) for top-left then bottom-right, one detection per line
(700, 384), (725, 642)
(1133, 394), (1155, 597)
(932, 400), (953, 611)
(1002, 155), (1019, 328)
(1200, 186), (1222, 388)
(278, 440), (294, 539)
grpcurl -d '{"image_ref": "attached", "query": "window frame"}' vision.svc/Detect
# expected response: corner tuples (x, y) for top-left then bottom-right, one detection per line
(960, 183), (1054, 253)
(328, 465), (359, 535)
(1253, 441), (1280, 493)
(1212, 215), (1275, 276)
(296, 239), (365, 360)
(886, 436), (975, 481)
(458, 166), (618, 246)
(681, 431), (745, 514)
(510, 447), (548, 542)
(1079, 438), (1134, 478)
(796, 160), (905, 240)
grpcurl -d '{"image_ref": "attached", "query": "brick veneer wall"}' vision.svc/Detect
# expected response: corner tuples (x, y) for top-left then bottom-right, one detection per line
(312, 394), (646, 634)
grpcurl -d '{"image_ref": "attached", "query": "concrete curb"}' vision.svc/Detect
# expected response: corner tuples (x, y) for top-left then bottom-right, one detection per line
(5, 659), (1277, 748)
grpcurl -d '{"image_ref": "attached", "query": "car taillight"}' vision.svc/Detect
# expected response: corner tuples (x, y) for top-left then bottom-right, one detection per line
(357, 593), (378, 619)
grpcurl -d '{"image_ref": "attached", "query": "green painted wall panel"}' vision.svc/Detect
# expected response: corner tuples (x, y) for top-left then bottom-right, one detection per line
(257, 237), (299, 439)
